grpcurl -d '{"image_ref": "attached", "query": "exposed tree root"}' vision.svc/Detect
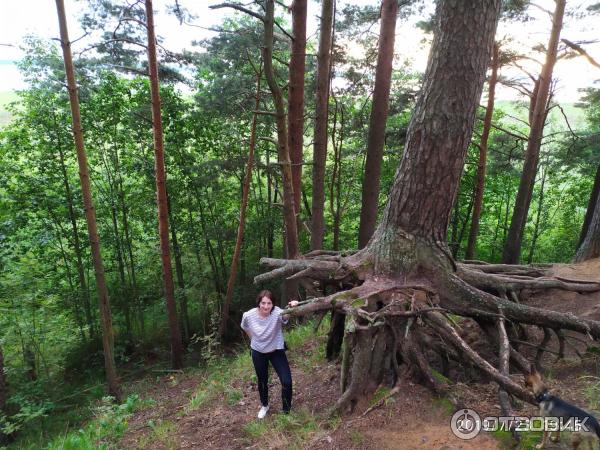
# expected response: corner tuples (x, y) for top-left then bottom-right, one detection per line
(254, 245), (600, 414)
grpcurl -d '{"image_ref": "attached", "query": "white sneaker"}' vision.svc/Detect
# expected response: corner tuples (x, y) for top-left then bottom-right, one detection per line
(257, 405), (269, 419)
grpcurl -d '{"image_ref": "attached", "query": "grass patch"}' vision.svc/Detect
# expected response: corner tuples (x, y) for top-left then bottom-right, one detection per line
(287, 318), (328, 373)
(34, 394), (147, 450)
(184, 351), (254, 413)
(430, 369), (452, 385)
(226, 389), (243, 406)
(368, 386), (391, 409)
(432, 396), (454, 415)
(136, 419), (178, 450)
(582, 375), (600, 410)
(243, 408), (321, 448)
(242, 419), (269, 438)
(350, 429), (364, 446)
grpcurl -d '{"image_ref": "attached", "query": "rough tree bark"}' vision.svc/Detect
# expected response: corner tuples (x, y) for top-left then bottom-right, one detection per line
(254, 0), (600, 416)
(358, 0), (399, 249)
(311, 0), (334, 250)
(287, 0), (307, 226)
(502, 0), (566, 264)
(55, 0), (121, 400)
(576, 164), (600, 261)
(465, 42), (499, 260)
(145, 0), (184, 370)
(575, 181), (600, 262)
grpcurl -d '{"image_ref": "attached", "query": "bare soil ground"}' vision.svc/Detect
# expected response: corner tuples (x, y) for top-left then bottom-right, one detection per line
(119, 260), (600, 449)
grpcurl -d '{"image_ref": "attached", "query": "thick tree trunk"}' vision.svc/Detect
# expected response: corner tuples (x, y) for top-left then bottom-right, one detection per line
(287, 0), (307, 225)
(575, 183), (600, 262)
(465, 42), (499, 260)
(502, 0), (565, 264)
(576, 163), (600, 256)
(311, 0), (334, 250)
(219, 67), (262, 339)
(373, 0), (500, 254)
(55, 0), (121, 400)
(145, 0), (184, 370)
(358, 0), (398, 249)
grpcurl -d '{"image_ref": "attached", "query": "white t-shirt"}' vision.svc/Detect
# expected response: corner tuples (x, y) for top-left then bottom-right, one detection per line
(240, 306), (288, 353)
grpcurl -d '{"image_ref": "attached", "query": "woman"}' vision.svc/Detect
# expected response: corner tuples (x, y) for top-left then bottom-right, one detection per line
(240, 290), (298, 419)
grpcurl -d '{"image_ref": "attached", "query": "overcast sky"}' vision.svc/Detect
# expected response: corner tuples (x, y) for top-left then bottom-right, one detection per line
(1, 0), (599, 103)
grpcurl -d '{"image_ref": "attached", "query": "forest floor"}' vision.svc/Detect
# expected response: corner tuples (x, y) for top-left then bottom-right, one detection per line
(116, 259), (600, 450)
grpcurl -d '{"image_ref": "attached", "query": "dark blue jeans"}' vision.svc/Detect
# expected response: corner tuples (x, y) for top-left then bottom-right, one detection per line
(251, 349), (292, 412)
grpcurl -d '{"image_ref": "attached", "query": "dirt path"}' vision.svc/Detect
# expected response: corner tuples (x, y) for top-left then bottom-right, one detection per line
(119, 339), (501, 449)
(119, 259), (600, 449)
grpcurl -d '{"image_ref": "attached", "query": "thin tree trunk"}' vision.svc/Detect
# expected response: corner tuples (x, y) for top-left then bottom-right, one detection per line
(527, 161), (547, 264)
(502, 0), (565, 264)
(263, 0), (299, 305)
(449, 192), (461, 257)
(53, 226), (86, 340)
(358, 0), (398, 249)
(263, 0), (299, 259)
(168, 197), (189, 341)
(266, 147), (274, 258)
(311, 0), (334, 250)
(329, 95), (344, 250)
(454, 193), (475, 259)
(465, 42), (499, 260)
(120, 191), (139, 332)
(56, 139), (95, 339)
(115, 145), (139, 333)
(145, 0), (184, 370)
(109, 201), (132, 340)
(197, 198), (223, 294)
(288, 0), (307, 227)
(0, 344), (6, 414)
(219, 65), (262, 339)
(55, 0), (121, 399)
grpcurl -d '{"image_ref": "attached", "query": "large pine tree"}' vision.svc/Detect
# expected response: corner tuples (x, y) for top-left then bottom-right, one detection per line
(256, 0), (600, 413)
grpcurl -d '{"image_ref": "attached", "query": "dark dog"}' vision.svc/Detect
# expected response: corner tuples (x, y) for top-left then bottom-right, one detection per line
(525, 369), (600, 449)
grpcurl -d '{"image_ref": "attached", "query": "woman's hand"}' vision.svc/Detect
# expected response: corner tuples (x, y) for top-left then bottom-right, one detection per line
(287, 300), (299, 308)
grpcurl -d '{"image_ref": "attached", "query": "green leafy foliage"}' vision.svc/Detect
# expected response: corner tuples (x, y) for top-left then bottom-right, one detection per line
(0, 3), (598, 448)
